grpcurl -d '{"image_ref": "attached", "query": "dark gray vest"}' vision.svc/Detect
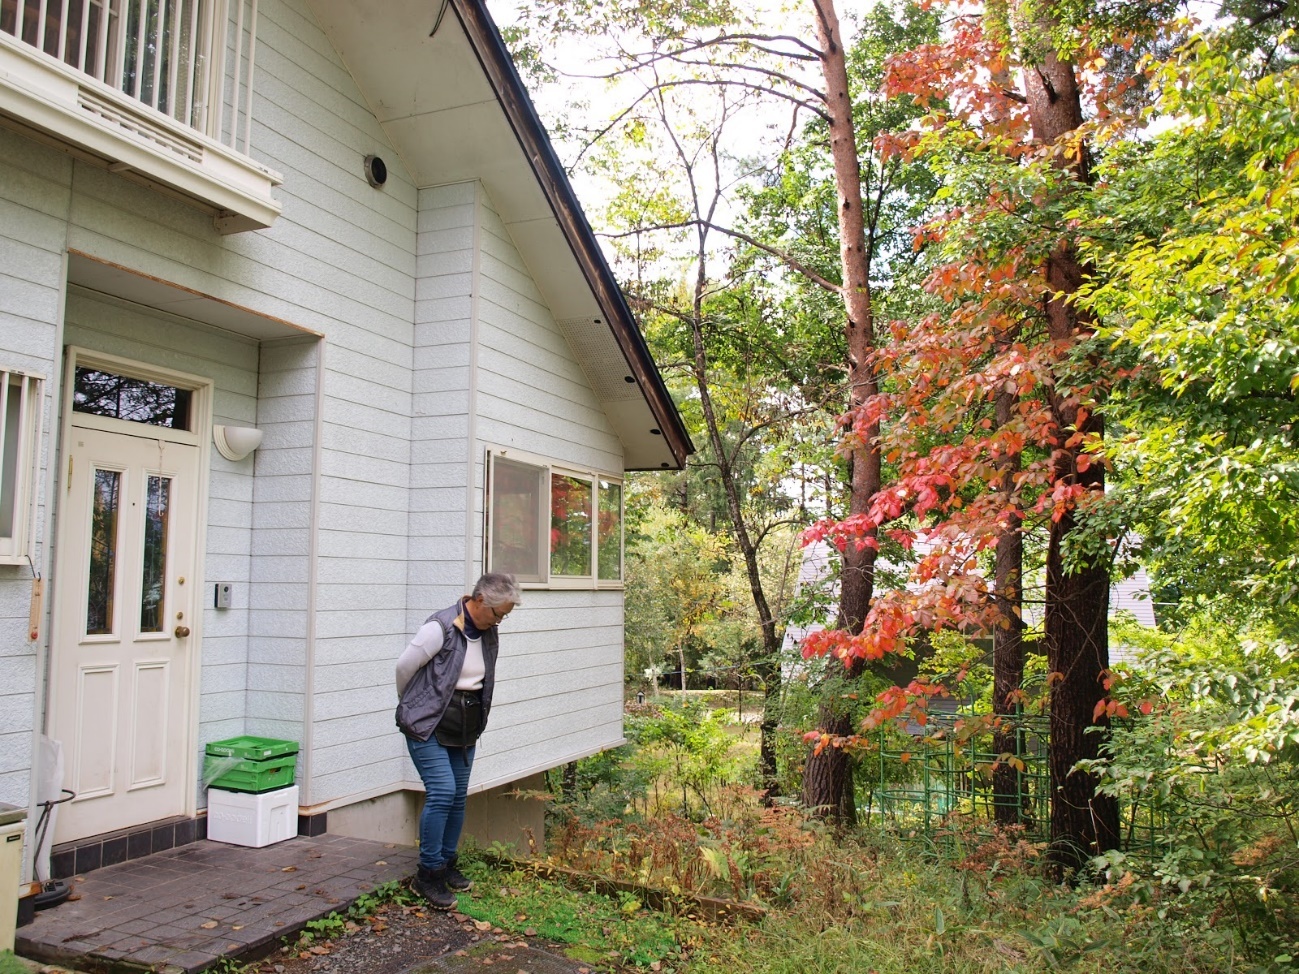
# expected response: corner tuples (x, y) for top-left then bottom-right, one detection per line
(394, 600), (499, 742)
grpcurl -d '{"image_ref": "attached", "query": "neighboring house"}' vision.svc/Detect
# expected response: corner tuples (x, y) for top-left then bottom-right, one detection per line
(0, 0), (691, 882)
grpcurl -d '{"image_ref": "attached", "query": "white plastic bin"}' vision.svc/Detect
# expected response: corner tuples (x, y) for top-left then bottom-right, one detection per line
(0, 803), (27, 953)
(207, 785), (298, 848)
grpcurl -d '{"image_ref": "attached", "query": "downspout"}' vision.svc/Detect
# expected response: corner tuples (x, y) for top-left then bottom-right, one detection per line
(26, 241), (72, 883)
(300, 338), (326, 804)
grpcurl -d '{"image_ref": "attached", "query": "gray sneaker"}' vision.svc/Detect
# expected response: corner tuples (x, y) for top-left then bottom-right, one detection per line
(413, 866), (456, 910)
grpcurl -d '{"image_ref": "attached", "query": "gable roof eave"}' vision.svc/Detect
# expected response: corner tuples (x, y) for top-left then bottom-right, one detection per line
(448, 0), (693, 471)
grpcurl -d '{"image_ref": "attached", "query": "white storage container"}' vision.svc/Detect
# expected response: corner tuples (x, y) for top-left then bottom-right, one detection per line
(207, 785), (298, 848)
(0, 804), (26, 953)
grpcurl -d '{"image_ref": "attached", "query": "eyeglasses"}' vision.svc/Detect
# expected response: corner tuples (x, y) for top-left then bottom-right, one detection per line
(488, 605), (510, 623)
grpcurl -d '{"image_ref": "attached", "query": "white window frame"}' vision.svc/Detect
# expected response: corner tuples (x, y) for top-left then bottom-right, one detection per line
(484, 447), (624, 590)
(0, 367), (45, 565)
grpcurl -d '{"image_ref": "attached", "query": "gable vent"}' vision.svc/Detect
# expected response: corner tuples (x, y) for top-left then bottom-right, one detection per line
(555, 317), (643, 402)
(78, 87), (204, 165)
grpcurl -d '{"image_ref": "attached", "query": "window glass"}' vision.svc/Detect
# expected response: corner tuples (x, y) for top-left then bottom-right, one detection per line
(0, 380), (20, 538)
(0, 370), (41, 559)
(550, 474), (592, 577)
(73, 367), (192, 429)
(489, 457), (546, 581)
(597, 480), (622, 582)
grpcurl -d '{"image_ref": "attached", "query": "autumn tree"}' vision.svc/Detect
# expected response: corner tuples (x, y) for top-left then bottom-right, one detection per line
(802, 1), (1198, 871)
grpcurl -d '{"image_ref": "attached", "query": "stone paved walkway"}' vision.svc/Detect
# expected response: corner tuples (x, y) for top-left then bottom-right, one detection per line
(16, 835), (418, 974)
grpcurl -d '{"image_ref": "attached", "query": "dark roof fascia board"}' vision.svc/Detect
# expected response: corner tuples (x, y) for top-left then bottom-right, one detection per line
(449, 0), (694, 470)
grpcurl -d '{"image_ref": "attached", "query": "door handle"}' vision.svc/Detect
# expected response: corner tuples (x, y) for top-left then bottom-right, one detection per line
(174, 625), (191, 638)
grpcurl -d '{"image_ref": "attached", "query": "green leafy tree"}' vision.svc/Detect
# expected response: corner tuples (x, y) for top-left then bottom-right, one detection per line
(623, 500), (729, 692)
(1085, 617), (1299, 965)
(1081, 20), (1299, 641)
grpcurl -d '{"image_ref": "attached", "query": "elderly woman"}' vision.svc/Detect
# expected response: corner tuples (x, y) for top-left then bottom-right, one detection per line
(395, 572), (520, 908)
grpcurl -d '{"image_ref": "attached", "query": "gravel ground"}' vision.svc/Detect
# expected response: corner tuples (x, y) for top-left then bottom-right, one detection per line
(245, 894), (603, 974)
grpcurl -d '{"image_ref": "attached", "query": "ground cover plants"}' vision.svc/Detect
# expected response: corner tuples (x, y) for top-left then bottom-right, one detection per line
(452, 858), (694, 968)
(535, 695), (1297, 973)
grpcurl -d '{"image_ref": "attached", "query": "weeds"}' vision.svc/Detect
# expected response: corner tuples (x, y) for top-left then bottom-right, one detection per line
(287, 878), (419, 953)
(452, 856), (697, 969)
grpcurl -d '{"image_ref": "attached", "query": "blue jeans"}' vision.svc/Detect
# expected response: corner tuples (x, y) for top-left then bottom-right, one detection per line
(406, 735), (475, 871)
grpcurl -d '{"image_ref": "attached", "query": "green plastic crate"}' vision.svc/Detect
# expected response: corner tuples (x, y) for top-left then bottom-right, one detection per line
(205, 755), (297, 793)
(205, 736), (299, 761)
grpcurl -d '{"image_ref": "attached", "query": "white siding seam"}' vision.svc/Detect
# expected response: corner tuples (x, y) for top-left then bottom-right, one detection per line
(286, 779), (405, 816)
(463, 184), (483, 590)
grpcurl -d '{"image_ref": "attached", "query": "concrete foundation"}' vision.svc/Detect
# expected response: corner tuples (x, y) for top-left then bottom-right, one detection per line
(327, 774), (547, 858)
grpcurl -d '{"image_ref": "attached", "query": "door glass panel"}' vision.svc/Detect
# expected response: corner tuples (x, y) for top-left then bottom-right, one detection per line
(87, 469), (121, 635)
(140, 476), (171, 633)
(73, 367), (193, 430)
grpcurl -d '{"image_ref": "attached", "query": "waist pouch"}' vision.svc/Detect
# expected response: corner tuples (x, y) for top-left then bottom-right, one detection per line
(435, 690), (483, 749)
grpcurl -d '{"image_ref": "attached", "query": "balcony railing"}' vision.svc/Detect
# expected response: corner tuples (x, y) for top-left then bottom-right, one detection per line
(1, 0), (259, 153)
(0, 0), (280, 230)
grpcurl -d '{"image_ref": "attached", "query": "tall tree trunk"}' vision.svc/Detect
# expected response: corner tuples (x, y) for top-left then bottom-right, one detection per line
(686, 229), (784, 798)
(991, 385), (1025, 826)
(802, 0), (879, 822)
(1021, 48), (1120, 875)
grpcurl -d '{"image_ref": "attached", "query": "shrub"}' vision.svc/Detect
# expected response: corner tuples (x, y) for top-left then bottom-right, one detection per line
(1082, 619), (1299, 969)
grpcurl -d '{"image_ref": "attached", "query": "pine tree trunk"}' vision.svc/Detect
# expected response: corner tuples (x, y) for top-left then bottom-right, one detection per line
(801, 706), (858, 824)
(1021, 47), (1120, 874)
(802, 0), (879, 823)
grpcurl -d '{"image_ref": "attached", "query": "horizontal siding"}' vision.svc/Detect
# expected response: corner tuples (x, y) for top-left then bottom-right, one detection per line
(0, 130), (69, 809)
(475, 196), (622, 473)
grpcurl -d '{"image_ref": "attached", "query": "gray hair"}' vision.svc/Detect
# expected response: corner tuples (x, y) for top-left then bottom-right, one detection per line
(473, 572), (521, 607)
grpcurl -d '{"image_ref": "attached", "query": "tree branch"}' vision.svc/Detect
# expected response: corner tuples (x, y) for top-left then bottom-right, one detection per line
(604, 219), (844, 296)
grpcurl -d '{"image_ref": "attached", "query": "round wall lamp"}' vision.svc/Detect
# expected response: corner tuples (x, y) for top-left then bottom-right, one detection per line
(364, 155), (388, 188)
(213, 425), (264, 462)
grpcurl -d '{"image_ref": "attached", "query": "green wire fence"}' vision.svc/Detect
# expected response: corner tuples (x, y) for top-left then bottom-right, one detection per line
(864, 713), (1170, 857)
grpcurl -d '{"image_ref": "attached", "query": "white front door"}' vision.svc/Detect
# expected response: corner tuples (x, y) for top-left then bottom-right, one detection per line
(51, 358), (206, 843)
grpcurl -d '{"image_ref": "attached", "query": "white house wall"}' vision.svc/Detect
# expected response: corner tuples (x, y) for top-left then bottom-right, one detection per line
(0, 0), (634, 830)
(0, 134), (66, 807)
(246, 338), (320, 763)
(305, 185), (631, 807)
(0, 0), (422, 820)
